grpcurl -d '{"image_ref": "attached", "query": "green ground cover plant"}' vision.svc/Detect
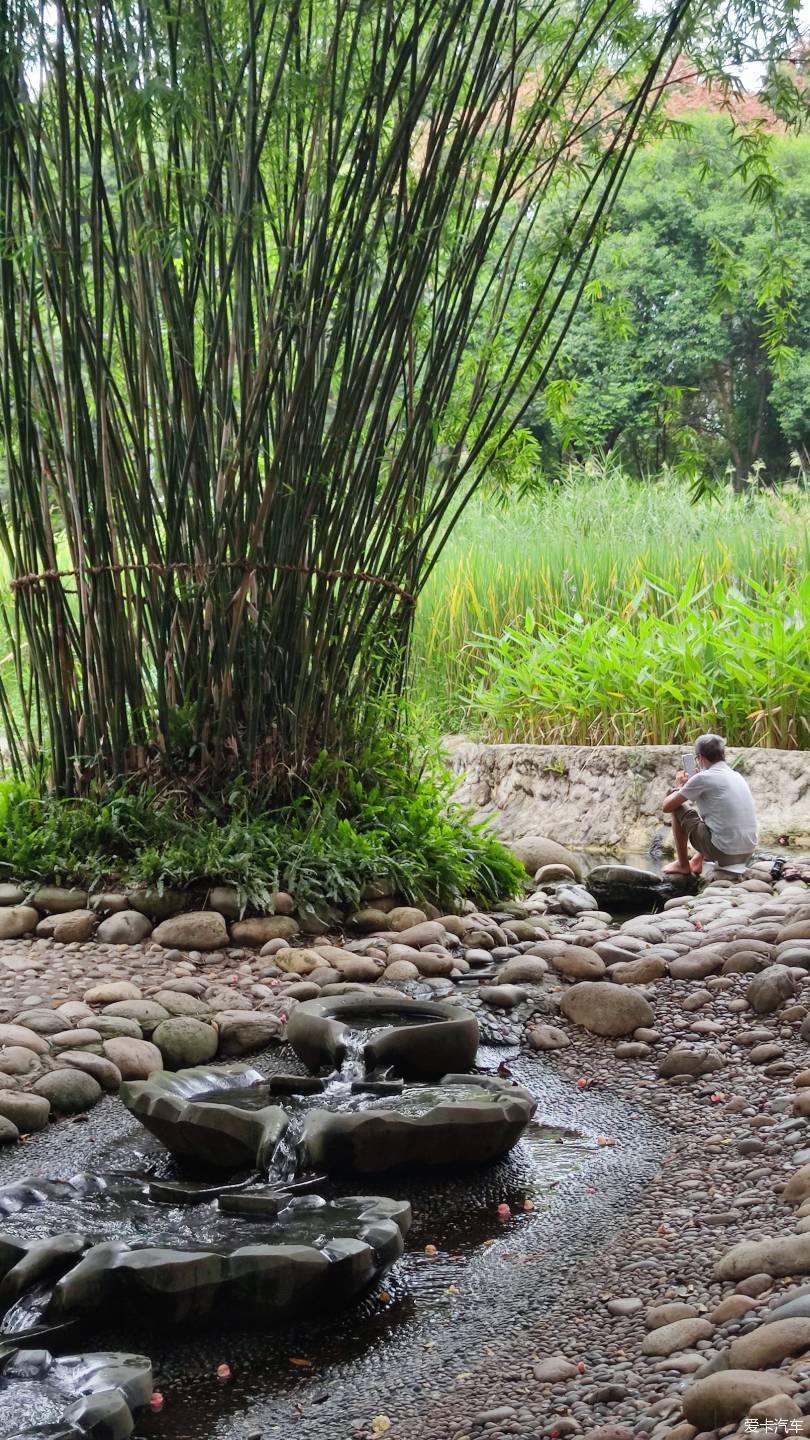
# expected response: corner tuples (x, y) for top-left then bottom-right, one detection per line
(0, 756), (524, 912)
(413, 465), (810, 745)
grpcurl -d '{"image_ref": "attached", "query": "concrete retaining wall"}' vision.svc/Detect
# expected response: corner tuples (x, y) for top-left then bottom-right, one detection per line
(444, 740), (810, 851)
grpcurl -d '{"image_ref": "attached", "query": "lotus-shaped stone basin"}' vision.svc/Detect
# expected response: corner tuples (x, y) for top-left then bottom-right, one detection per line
(0, 1174), (409, 1330)
(120, 1064), (536, 1176)
(0, 1346), (152, 1440)
(286, 994), (480, 1079)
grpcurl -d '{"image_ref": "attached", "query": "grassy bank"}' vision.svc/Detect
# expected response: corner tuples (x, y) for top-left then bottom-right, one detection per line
(412, 468), (810, 747)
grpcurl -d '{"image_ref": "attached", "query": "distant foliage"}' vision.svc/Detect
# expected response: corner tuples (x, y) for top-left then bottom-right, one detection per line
(527, 116), (810, 487)
(413, 464), (810, 746)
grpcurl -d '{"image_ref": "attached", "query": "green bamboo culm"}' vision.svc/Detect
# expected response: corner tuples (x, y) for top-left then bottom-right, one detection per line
(0, 0), (693, 795)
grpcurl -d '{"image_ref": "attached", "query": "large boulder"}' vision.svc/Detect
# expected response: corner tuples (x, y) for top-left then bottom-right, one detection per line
(548, 947), (606, 980)
(507, 836), (583, 880)
(727, 1317), (810, 1369)
(35, 909), (97, 942)
(152, 911), (229, 951)
(31, 1068), (102, 1114)
(682, 1371), (799, 1427)
(229, 916), (299, 946)
(641, 1317), (714, 1356)
(0, 905), (39, 940)
(784, 1162), (810, 1206)
(714, 1233), (810, 1280)
(103, 1000), (169, 1034)
(658, 1046), (724, 1079)
(152, 1017), (218, 1069)
(560, 982), (653, 1037)
(102, 1037), (164, 1079)
(127, 887), (187, 920)
(0, 1089), (50, 1131)
(83, 981), (142, 1004)
(216, 1011), (284, 1057)
(96, 911), (153, 945)
(0, 1023), (50, 1054)
(30, 885), (89, 912)
(746, 965), (796, 1014)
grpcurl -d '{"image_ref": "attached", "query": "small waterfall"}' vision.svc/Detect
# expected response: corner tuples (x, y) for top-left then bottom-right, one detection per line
(338, 1029), (368, 1080)
(267, 1113), (304, 1183)
(1, 1282), (51, 1336)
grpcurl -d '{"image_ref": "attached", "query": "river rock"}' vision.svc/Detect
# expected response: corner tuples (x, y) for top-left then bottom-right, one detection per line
(12, 1008), (67, 1035)
(556, 885), (598, 915)
(658, 1046), (724, 1078)
(95, 911), (154, 945)
(682, 1370), (799, 1426)
(50, 1028), (103, 1052)
(387, 906), (428, 931)
(127, 887), (187, 920)
(153, 990), (211, 1018)
(495, 956), (549, 984)
(332, 955), (385, 982)
(527, 1024), (571, 1051)
(0, 1023), (49, 1054)
(413, 952), (455, 978)
(152, 1017), (218, 1068)
(784, 1163), (810, 1205)
(90, 1015), (144, 1040)
(534, 864), (576, 884)
(714, 1233), (810, 1280)
(646, 1302), (699, 1328)
(560, 983), (653, 1036)
(230, 915), (300, 946)
(349, 908), (391, 932)
(102, 1037), (164, 1079)
(152, 911), (229, 950)
(479, 984), (526, 1008)
(0, 1046), (44, 1078)
(609, 956), (668, 985)
(35, 909), (97, 942)
(388, 921), (447, 949)
(727, 1317), (810, 1368)
(0, 906), (40, 940)
(216, 1011), (284, 1057)
(31, 885), (89, 912)
(532, 1355), (579, 1381)
(641, 1318), (714, 1355)
(274, 948), (322, 975)
(0, 884), (26, 905)
(31, 1068), (102, 1113)
(91, 891), (130, 914)
(508, 836), (583, 878)
(0, 1089), (50, 1131)
(747, 964), (795, 1014)
(779, 918), (810, 942)
(549, 946), (606, 980)
(56, 1051), (122, 1091)
(670, 949), (726, 979)
(383, 960), (420, 981)
(83, 981), (142, 1004)
(0, 1116), (19, 1144)
(103, 1000), (169, 1034)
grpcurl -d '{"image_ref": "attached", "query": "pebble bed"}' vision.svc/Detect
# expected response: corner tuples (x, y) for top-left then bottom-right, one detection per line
(1, 853), (810, 1440)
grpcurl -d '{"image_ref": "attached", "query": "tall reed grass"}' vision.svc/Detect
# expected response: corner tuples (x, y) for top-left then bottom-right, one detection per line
(412, 467), (810, 746)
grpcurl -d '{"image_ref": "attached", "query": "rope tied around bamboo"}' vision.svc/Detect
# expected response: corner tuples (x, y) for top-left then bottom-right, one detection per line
(9, 561), (417, 606)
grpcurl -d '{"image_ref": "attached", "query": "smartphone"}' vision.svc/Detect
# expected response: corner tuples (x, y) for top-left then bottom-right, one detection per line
(682, 753), (697, 777)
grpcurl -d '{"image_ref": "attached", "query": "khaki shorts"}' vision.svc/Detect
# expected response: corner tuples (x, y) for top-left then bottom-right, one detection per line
(679, 805), (752, 867)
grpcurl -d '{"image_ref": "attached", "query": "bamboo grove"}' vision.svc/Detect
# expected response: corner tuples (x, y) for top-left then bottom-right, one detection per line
(0, 0), (709, 793)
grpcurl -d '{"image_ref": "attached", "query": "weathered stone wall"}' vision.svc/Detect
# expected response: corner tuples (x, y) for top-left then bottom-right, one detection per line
(443, 740), (810, 850)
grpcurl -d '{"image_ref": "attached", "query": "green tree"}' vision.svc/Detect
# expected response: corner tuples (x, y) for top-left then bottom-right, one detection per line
(536, 115), (810, 485)
(0, 1), (804, 794)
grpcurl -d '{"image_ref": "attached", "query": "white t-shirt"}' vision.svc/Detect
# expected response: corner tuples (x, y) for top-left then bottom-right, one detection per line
(681, 761), (758, 856)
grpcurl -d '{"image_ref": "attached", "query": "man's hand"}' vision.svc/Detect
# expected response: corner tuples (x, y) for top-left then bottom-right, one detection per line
(674, 769), (688, 788)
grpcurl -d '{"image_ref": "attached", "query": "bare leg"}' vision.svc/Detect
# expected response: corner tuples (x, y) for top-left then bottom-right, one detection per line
(689, 853), (704, 874)
(663, 809), (692, 875)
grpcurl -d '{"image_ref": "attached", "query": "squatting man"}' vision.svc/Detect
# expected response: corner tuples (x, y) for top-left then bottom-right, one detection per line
(661, 733), (758, 876)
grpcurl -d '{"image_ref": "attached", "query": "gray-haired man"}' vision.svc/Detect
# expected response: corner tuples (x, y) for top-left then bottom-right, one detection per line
(662, 734), (758, 876)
